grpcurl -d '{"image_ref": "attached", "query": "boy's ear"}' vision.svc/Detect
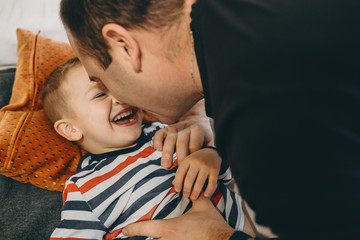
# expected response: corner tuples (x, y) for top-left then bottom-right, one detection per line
(102, 23), (141, 73)
(54, 120), (82, 142)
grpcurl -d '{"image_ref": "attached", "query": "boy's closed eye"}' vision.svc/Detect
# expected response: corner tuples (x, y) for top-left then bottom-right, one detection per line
(95, 92), (107, 99)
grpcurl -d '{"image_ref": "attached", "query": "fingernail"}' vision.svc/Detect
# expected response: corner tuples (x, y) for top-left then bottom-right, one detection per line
(123, 228), (128, 236)
(163, 159), (170, 168)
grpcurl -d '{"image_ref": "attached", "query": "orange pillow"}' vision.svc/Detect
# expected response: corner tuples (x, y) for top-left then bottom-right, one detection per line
(0, 29), (86, 191)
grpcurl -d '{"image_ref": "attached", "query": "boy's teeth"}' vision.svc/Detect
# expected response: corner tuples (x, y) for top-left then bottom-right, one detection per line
(113, 110), (133, 122)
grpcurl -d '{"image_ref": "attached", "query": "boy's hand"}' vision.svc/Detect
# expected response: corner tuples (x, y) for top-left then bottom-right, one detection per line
(172, 148), (221, 200)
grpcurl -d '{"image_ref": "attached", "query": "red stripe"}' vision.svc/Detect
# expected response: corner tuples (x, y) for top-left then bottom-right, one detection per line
(105, 228), (123, 240)
(167, 159), (178, 170)
(136, 204), (158, 222)
(165, 186), (176, 197)
(210, 187), (222, 206)
(63, 183), (79, 204)
(104, 187), (177, 240)
(104, 204), (159, 240)
(79, 147), (156, 193)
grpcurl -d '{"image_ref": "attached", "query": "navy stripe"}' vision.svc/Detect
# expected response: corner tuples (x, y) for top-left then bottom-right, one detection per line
(90, 133), (151, 162)
(219, 184), (239, 229)
(220, 178), (232, 186)
(153, 193), (187, 219)
(142, 121), (163, 139)
(74, 132), (153, 176)
(76, 139), (149, 178)
(63, 201), (93, 212)
(76, 153), (91, 172)
(88, 159), (164, 208)
(228, 192), (239, 229)
(114, 236), (147, 240)
(98, 195), (121, 223)
(109, 177), (174, 231)
(57, 219), (107, 231)
(184, 200), (193, 213)
(71, 155), (118, 182)
(97, 163), (176, 223)
(219, 160), (230, 175)
(133, 164), (177, 191)
(142, 121), (156, 129)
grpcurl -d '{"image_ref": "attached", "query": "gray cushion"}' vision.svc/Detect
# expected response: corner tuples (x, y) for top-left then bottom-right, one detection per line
(0, 68), (15, 108)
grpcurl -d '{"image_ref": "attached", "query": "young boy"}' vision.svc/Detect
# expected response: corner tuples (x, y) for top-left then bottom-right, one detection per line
(43, 58), (247, 240)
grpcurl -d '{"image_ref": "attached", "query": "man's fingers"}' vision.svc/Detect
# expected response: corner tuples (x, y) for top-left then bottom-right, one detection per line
(123, 219), (165, 238)
(175, 129), (190, 162)
(152, 129), (167, 151)
(189, 125), (205, 153)
(161, 132), (177, 168)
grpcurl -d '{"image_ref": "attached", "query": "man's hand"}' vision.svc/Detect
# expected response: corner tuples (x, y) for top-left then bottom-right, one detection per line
(122, 195), (238, 240)
(153, 99), (214, 168)
(172, 148), (221, 200)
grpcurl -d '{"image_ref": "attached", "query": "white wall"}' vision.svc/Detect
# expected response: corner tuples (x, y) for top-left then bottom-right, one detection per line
(0, 0), (68, 70)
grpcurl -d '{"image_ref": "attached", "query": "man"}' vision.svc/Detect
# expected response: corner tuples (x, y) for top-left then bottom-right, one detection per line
(60, 0), (360, 239)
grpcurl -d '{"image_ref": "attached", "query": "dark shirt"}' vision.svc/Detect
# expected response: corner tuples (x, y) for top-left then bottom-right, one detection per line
(191, 0), (360, 239)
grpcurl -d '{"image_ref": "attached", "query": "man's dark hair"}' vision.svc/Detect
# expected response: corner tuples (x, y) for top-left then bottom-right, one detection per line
(60, 0), (185, 69)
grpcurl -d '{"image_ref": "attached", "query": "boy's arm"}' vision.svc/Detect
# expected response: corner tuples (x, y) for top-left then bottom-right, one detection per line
(50, 182), (107, 240)
(153, 99), (215, 168)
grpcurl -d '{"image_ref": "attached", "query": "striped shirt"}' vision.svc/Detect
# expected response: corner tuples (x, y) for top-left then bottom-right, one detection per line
(50, 121), (244, 240)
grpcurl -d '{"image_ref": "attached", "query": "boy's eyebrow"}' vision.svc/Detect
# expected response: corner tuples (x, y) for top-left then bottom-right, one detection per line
(88, 76), (108, 91)
(97, 81), (108, 92)
(85, 84), (100, 96)
(85, 81), (108, 95)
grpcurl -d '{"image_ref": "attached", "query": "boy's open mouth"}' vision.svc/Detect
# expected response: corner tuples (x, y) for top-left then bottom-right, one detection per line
(112, 108), (137, 125)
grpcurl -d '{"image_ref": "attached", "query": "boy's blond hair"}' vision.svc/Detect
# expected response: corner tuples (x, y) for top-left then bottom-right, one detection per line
(41, 57), (81, 123)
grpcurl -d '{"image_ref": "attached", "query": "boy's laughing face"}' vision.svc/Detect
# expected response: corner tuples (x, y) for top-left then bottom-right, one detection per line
(62, 65), (143, 154)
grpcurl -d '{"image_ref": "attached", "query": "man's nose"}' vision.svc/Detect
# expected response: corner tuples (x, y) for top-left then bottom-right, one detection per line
(111, 96), (122, 105)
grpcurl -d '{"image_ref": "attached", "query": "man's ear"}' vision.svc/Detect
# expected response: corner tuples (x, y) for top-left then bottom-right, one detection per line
(102, 23), (141, 73)
(54, 119), (82, 142)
